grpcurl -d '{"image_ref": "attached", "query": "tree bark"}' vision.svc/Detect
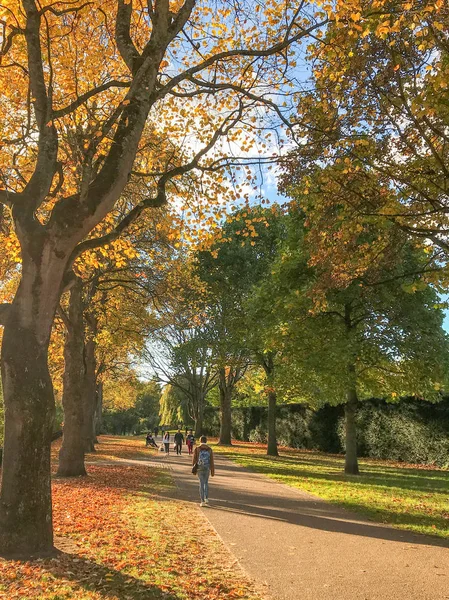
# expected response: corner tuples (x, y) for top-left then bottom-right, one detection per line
(344, 388), (359, 475)
(94, 382), (103, 439)
(57, 279), (87, 477)
(242, 407), (250, 442)
(267, 389), (278, 457)
(0, 245), (66, 557)
(82, 324), (97, 453)
(194, 393), (204, 438)
(218, 367), (232, 445)
(260, 353), (278, 457)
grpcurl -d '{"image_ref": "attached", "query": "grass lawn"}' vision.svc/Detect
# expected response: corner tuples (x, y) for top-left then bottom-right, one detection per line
(212, 441), (449, 540)
(1, 436), (261, 600)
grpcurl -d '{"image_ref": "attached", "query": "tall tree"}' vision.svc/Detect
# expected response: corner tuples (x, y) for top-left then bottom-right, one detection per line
(270, 211), (449, 474)
(195, 205), (286, 451)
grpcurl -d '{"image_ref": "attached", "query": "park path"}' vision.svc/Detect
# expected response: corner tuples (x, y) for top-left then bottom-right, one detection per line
(153, 446), (449, 600)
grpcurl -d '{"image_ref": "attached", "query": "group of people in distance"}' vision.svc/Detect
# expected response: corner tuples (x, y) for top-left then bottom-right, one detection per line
(145, 428), (196, 455)
(144, 427), (215, 507)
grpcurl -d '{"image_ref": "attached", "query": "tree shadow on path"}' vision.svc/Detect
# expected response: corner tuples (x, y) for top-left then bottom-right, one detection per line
(168, 456), (449, 550)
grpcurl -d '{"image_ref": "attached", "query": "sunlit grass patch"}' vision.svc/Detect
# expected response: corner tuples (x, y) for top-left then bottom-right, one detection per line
(213, 442), (449, 540)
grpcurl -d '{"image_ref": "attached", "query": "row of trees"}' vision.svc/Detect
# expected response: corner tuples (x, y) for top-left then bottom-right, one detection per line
(148, 205), (449, 475)
(0, 0), (324, 556)
(0, 0), (448, 559)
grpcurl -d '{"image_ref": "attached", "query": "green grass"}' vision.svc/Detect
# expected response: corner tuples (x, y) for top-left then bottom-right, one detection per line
(213, 442), (449, 540)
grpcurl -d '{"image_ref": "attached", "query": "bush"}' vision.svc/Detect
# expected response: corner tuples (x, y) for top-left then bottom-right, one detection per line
(249, 425), (267, 444)
(202, 405), (220, 436)
(230, 397), (449, 466)
(337, 399), (449, 467)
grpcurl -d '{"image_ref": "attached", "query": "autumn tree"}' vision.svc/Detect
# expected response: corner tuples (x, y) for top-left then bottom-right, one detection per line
(281, 0), (449, 283)
(102, 377), (161, 435)
(57, 213), (171, 476)
(0, 0), (329, 555)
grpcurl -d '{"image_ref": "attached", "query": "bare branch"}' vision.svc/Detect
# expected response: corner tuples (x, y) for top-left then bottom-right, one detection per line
(53, 80), (131, 119)
(154, 18), (328, 103)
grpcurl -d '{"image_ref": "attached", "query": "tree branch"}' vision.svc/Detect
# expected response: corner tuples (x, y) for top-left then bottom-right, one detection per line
(115, 0), (142, 74)
(53, 80), (131, 119)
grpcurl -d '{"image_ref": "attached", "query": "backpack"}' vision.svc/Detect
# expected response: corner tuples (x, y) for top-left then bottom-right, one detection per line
(197, 448), (211, 468)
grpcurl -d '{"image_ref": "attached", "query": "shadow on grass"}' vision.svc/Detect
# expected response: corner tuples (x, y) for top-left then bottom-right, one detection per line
(218, 451), (449, 495)
(164, 454), (449, 549)
(38, 551), (181, 600)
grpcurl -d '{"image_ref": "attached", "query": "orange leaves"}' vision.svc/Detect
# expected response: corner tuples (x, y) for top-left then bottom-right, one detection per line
(0, 437), (262, 600)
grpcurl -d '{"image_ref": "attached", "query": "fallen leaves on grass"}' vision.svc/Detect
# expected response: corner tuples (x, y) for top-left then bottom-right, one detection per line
(0, 450), (261, 600)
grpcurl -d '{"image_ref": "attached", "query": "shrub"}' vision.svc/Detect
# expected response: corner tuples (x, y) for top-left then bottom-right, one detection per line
(337, 399), (449, 467)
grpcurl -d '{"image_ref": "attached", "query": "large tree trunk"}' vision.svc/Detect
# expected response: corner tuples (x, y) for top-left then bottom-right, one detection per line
(0, 248), (66, 557)
(82, 324), (97, 453)
(260, 353), (278, 457)
(57, 279), (87, 477)
(267, 389), (278, 457)
(218, 367), (232, 445)
(344, 388), (359, 475)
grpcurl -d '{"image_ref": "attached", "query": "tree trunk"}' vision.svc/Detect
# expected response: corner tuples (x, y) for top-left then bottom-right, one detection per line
(267, 390), (278, 457)
(82, 327), (97, 453)
(218, 367), (232, 445)
(194, 393), (204, 438)
(94, 382), (103, 438)
(0, 248), (66, 557)
(345, 388), (359, 475)
(242, 407), (250, 442)
(57, 279), (87, 477)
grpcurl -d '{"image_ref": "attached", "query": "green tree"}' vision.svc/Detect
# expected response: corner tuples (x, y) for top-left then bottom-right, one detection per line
(271, 211), (449, 474)
(136, 380), (162, 431)
(195, 206), (286, 451)
(159, 383), (190, 428)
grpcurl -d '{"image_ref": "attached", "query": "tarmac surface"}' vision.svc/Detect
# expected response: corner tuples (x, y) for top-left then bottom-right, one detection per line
(156, 445), (449, 600)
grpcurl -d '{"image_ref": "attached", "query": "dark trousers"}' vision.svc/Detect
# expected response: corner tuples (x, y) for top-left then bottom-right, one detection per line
(175, 443), (182, 455)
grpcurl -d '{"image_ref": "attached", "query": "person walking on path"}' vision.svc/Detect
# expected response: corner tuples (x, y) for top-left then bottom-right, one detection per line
(174, 429), (184, 455)
(163, 431), (170, 455)
(186, 430), (195, 455)
(192, 436), (215, 506)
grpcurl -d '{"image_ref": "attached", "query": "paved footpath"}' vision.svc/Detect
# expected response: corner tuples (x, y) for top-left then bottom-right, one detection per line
(155, 448), (449, 600)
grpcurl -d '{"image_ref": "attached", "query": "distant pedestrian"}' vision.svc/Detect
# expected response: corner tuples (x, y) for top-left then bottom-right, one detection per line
(154, 426), (159, 437)
(192, 436), (215, 506)
(163, 431), (170, 454)
(186, 430), (195, 455)
(174, 429), (184, 455)
(146, 433), (157, 448)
